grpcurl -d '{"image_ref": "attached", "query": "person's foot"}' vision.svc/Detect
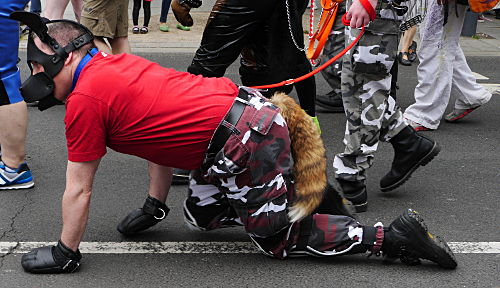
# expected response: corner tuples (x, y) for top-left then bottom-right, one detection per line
(316, 90), (344, 113)
(336, 179), (367, 212)
(159, 23), (169, 32)
(132, 26), (140, 34)
(140, 26), (149, 34)
(408, 41), (417, 62)
(444, 106), (480, 122)
(176, 24), (190, 31)
(398, 52), (412, 66)
(0, 161), (34, 190)
(380, 126), (440, 192)
(405, 118), (432, 132)
(477, 14), (485, 22)
(172, 168), (190, 185)
(382, 209), (457, 269)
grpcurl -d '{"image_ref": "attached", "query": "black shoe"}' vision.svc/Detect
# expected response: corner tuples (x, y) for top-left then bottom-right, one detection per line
(316, 90), (344, 113)
(398, 52), (412, 66)
(380, 126), (440, 192)
(337, 179), (367, 212)
(382, 209), (457, 269)
(408, 41), (417, 62)
(314, 182), (357, 218)
(172, 168), (190, 185)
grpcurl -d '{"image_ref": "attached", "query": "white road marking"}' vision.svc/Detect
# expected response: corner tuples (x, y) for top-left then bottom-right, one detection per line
(1, 242), (499, 254)
(472, 72), (489, 80)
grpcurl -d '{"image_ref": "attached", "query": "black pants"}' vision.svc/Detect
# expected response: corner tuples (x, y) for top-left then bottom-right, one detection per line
(132, 0), (151, 27)
(188, 0), (316, 116)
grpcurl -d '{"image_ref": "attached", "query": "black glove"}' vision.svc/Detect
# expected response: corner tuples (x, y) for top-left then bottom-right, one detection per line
(117, 196), (170, 235)
(171, 0), (202, 27)
(21, 240), (82, 274)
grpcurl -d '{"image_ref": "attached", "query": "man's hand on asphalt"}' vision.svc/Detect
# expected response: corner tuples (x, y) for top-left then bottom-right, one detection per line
(21, 240), (82, 274)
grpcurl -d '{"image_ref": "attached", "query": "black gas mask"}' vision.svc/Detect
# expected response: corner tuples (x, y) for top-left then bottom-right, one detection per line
(9, 11), (94, 111)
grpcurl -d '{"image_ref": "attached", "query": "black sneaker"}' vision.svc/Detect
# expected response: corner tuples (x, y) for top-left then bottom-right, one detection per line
(316, 91), (344, 113)
(382, 209), (457, 269)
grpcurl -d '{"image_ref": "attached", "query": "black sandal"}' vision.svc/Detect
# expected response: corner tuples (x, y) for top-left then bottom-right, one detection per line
(132, 26), (140, 34)
(408, 41), (417, 62)
(398, 52), (412, 66)
(140, 26), (148, 34)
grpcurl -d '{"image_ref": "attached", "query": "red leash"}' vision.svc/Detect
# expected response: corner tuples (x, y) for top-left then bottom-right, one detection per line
(250, 0), (375, 90)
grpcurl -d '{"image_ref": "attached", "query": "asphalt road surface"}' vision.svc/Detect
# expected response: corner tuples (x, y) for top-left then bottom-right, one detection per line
(0, 53), (498, 288)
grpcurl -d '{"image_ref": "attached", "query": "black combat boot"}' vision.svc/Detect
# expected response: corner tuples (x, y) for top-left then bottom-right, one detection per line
(380, 126), (440, 192)
(316, 90), (344, 113)
(337, 179), (368, 213)
(381, 209), (457, 269)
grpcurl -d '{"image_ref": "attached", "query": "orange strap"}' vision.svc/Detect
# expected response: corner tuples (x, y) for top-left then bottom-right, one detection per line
(306, 0), (339, 61)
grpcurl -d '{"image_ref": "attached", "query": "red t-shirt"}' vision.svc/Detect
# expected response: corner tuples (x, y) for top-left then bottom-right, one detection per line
(65, 52), (238, 169)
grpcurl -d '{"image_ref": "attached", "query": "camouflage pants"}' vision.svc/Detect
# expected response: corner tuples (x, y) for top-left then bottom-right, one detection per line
(319, 1), (347, 97)
(185, 88), (367, 258)
(334, 1), (407, 182)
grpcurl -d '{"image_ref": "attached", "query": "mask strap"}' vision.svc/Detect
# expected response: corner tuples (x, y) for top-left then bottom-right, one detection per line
(70, 48), (98, 91)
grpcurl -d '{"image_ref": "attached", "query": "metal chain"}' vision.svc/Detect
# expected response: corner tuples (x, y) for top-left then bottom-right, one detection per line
(285, 0), (306, 52)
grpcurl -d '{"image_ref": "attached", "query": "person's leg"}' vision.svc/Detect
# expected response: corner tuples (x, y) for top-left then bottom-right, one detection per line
(444, 4), (491, 122)
(398, 26), (416, 65)
(132, 0), (141, 27)
(0, 1), (34, 190)
(109, 0), (131, 54)
(108, 36), (132, 54)
(93, 37), (112, 54)
(43, 0), (70, 19)
(160, 0), (172, 23)
(143, 0), (151, 28)
(334, 19), (405, 211)
(316, 1), (346, 113)
(284, 209), (457, 269)
(404, 1), (452, 130)
(188, 0), (277, 77)
(183, 169), (242, 230)
(70, 0), (84, 22)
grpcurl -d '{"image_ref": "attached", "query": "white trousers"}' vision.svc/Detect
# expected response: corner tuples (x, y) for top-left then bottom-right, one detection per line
(404, 1), (492, 129)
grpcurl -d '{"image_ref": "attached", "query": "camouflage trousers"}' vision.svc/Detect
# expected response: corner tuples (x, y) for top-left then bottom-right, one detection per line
(184, 88), (367, 258)
(334, 1), (407, 182)
(319, 1), (346, 97)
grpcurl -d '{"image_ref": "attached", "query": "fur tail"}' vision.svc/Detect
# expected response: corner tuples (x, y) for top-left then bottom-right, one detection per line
(269, 92), (327, 222)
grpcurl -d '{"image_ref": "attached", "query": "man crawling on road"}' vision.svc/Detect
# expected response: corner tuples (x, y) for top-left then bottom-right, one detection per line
(11, 11), (457, 273)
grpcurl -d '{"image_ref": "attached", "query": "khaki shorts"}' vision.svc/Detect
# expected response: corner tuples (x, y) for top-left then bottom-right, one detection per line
(80, 0), (129, 39)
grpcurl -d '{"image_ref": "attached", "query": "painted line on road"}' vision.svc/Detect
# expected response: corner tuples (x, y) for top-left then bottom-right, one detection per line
(1, 242), (499, 254)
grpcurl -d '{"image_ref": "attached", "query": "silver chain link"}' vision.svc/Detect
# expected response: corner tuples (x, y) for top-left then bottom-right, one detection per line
(285, 0), (306, 52)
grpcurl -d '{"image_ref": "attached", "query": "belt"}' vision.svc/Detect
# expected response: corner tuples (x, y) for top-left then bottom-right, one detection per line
(206, 88), (251, 157)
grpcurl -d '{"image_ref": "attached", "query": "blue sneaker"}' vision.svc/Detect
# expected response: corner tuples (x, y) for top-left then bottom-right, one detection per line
(0, 161), (34, 190)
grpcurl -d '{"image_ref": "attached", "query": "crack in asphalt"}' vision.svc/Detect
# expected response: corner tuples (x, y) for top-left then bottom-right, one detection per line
(0, 189), (33, 269)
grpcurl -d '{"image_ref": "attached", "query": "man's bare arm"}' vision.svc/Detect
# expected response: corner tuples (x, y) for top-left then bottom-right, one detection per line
(60, 159), (101, 251)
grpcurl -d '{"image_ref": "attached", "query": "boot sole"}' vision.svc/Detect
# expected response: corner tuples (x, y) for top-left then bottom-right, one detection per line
(380, 141), (440, 192)
(399, 209), (457, 269)
(0, 181), (34, 190)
